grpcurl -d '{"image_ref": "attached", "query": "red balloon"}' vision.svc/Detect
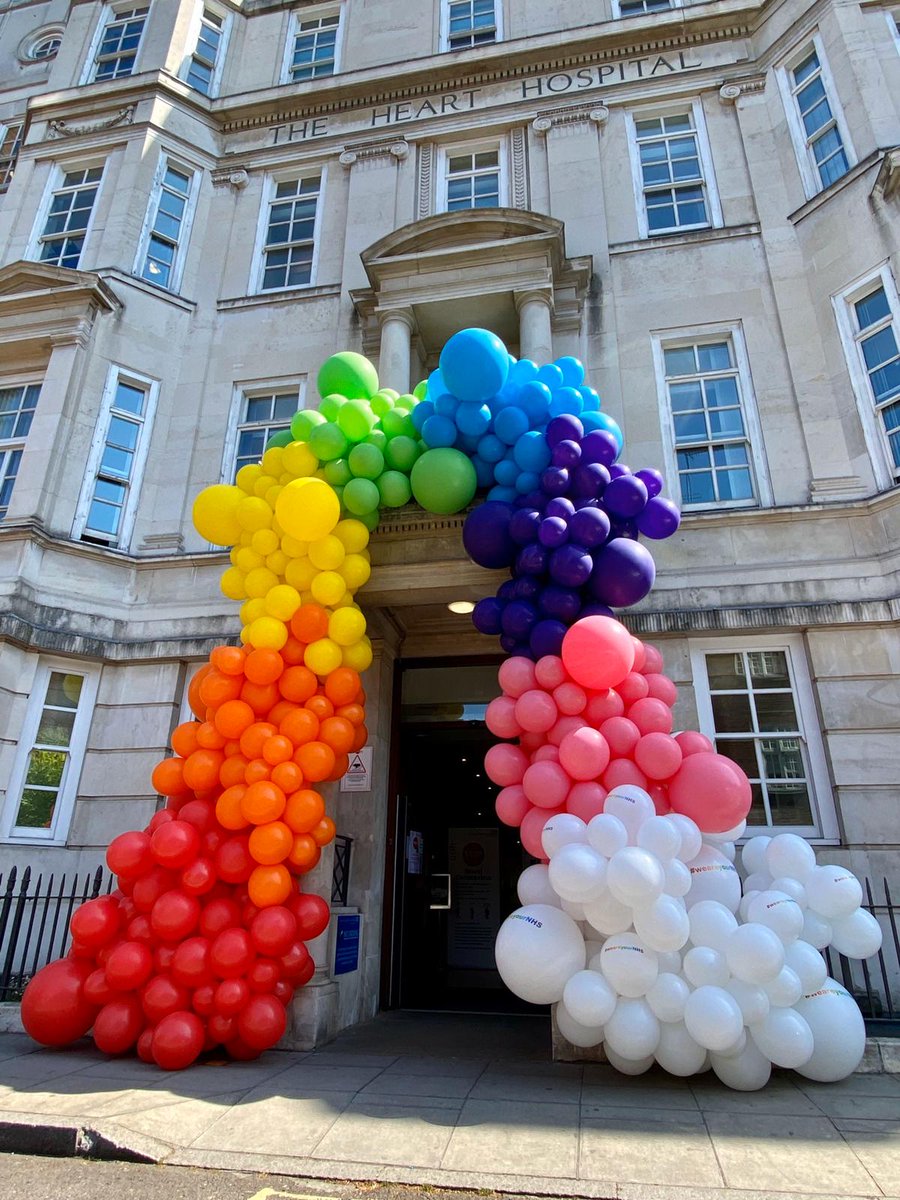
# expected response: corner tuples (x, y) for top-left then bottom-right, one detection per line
(279, 940), (312, 984)
(126, 914), (153, 943)
(648, 783), (671, 815)
(520, 802), (563, 858)
(644, 673), (678, 706)
(83, 967), (116, 1007)
(565, 781), (608, 823)
(287, 893), (330, 941)
(132, 867), (177, 913)
(141, 974), (190, 1024)
(210, 928), (255, 979)
(70, 896), (121, 950)
(630, 636), (647, 673)
(668, 751), (752, 833)
(208, 1013), (238, 1043)
(225, 1037), (261, 1061)
(107, 831), (154, 879)
(628, 697), (674, 735)
(273, 979), (294, 1005)
(105, 940), (154, 992)
(93, 996), (144, 1055)
(641, 644), (665, 674)
(547, 715), (585, 747)
(152, 820), (201, 870)
(191, 984), (216, 1016)
(495, 784), (530, 827)
(181, 857), (217, 897)
(599, 717), (640, 758)
(584, 689), (625, 725)
(602, 757), (648, 792)
(136, 1026), (156, 1063)
(214, 977), (250, 1017)
(215, 836), (254, 884)
(561, 616), (635, 690)
(634, 732), (683, 781)
(674, 730), (715, 757)
(200, 897), (242, 939)
(250, 906), (297, 957)
(155, 945), (176, 973)
(177, 799), (215, 833)
(248, 958), (280, 994)
(152, 1010), (205, 1070)
(237, 994), (286, 1050)
(21, 959), (96, 1046)
(618, 672), (650, 706)
(150, 890), (200, 941)
(171, 937), (213, 989)
(147, 809), (176, 833)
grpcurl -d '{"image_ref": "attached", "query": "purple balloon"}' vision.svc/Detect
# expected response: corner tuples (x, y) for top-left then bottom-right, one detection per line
(551, 439), (582, 469)
(635, 468), (664, 499)
(568, 505), (611, 548)
(512, 576), (542, 601)
(529, 619), (568, 659)
(546, 414), (584, 448)
(604, 475), (648, 518)
(539, 585), (583, 623)
(608, 462), (631, 480)
(516, 543), (548, 577)
(572, 462), (610, 499)
(589, 539), (656, 607)
(499, 634), (523, 655)
(501, 600), (538, 640)
(637, 495), (681, 539)
(522, 490), (547, 511)
(545, 497), (575, 520)
(608, 516), (639, 540)
(540, 467), (569, 496)
(538, 516), (569, 548)
(581, 430), (618, 466)
(579, 602), (616, 620)
(549, 543), (593, 588)
(509, 508), (541, 545)
(472, 597), (504, 635)
(462, 501), (516, 569)
(497, 580), (517, 602)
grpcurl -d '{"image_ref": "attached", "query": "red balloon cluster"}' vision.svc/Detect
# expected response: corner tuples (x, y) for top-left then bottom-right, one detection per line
(486, 616), (751, 855)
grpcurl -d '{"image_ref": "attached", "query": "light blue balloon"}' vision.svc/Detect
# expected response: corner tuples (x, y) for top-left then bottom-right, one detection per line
(513, 430), (552, 473)
(458, 432), (482, 454)
(426, 368), (450, 403)
(456, 401), (492, 438)
(537, 363), (565, 391)
(587, 410), (623, 451)
(494, 405), (529, 446)
(487, 485), (518, 503)
(515, 471), (540, 494)
(411, 399), (434, 432)
(494, 457), (519, 486)
(471, 455), (495, 488)
(422, 413), (458, 448)
(439, 328), (510, 404)
(556, 356), (585, 388)
(478, 433), (506, 464)
(435, 392), (460, 418)
(507, 359), (539, 387)
(579, 386), (601, 412)
(519, 381), (552, 424)
(549, 386), (585, 418)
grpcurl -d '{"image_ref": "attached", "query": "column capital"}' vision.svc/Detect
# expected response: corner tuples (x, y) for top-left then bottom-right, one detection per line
(513, 288), (554, 315)
(718, 76), (767, 105)
(375, 306), (417, 333)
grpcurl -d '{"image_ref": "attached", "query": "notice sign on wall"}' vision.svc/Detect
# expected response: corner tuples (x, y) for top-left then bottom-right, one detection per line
(447, 827), (500, 970)
(340, 746), (372, 792)
(334, 913), (361, 976)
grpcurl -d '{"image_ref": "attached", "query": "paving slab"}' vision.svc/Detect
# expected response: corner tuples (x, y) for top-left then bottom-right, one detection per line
(583, 1081), (701, 1111)
(468, 1069), (583, 1105)
(689, 1077), (823, 1116)
(834, 1118), (900, 1198)
(357, 1072), (475, 1100)
(190, 1090), (355, 1156)
(269, 1064), (387, 1092)
(580, 1112), (724, 1188)
(109, 1090), (249, 1146)
(441, 1097), (579, 1177)
(378, 1055), (485, 1078)
(311, 1102), (459, 1168)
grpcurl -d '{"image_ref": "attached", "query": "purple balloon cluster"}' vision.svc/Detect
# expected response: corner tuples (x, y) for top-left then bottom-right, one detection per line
(463, 414), (681, 659)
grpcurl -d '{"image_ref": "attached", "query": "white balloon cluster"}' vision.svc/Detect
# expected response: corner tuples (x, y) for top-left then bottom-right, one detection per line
(494, 786), (882, 1090)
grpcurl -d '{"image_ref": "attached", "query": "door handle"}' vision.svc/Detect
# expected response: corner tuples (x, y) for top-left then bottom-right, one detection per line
(429, 872), (451, 910)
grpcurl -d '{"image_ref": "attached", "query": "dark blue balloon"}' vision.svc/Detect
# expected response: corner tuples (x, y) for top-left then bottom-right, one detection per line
(515, 543), (548, 577)
(530, 619), (568, 659)
(472, 597), (504, 635)
(462, 501), (516, 569)
(434, 392), (459, 418)
(512, 576), (542, 601)
(569, 505), (611, 548)
(509, 508), (541, 545)
(552, 439), (582, 469)
(545, 496), (575, 520)
(522, 489), (546, 511)
(589, 539), (656, 608)
(538, 516), (569, 548)
(607, 516), (639, 540)
(487, 485), (518, 503)
(549, 543), (592, 588)
(422, 413), (457, 447)
(499, 634), (522, 655)
(501, 600), (538, 640)
(539, 585), (582, 623)
(471, 455), (495, 489)
(540, 467), (569, 496)
(635, 467), (664, 498)
(579, 602), (616, 620)
(411, 399), (434, 432)
(546, 414), (584, 448)
(604, 474), (649, 518)
(572, 462), (610, 499)
(637, 495), (681, 539)
(609, 462), (631, 479)
(581, 430), (619, 466)
(497, 580), (517, 601)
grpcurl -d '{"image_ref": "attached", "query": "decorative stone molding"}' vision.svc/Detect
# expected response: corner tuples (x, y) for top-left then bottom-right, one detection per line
(48, 105), (135, 138)
(871, 147), (900, 203)
(140, 533), (186, 554)
(211, 166), (250, 190)
(513, 287), (554, 314)
(510, 127), (528, 209)
(376, 306), (417, 333)
(339, 139), (409, 168)
(718, 77), (767, 105)
(416, 142), (435, 220)
(532, 104), (609, 134)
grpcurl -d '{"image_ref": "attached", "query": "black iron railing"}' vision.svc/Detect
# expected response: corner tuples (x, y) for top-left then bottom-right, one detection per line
(824, 876), (900, 1036)
(331, 835), (353, 906)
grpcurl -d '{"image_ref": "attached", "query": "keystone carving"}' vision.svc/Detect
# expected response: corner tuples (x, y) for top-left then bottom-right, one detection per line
(48, 105), (135, 138)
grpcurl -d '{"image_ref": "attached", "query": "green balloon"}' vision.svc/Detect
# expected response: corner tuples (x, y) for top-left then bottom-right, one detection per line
(384, 434), (420, 472)
(323, 458), (352, 486)
(266, 429), (293, 451)
(317, 352), (380, 401)
(378, 470), (412, 508)
(319, 394), (346, 422)
(309, 421), (349, 462)
(366, 429), (388, 453)
(360, 509), (380, 532)
(410, 448), (477, 515)
(370, 391), (395, 417)
(291, 409), (326, 440)
(338, 398), (377, 443)
(382, 409), (415, 439)
(413, 380), (428, 400)
(343, 476), (380, 516)
(348, 442), (385, 480)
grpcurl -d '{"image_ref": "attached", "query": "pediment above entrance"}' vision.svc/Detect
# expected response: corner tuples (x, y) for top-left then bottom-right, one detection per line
(0, 260), (121, 364)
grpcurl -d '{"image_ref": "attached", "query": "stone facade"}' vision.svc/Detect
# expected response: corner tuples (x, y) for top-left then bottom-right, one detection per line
(0, 0), (897, 1036)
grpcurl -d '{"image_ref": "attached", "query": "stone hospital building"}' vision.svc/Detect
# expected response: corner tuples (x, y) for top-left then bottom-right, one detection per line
(0, 0), (897, 1039)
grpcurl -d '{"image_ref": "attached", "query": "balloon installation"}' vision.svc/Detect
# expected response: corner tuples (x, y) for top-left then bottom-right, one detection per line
(21, 330), (880, 1083)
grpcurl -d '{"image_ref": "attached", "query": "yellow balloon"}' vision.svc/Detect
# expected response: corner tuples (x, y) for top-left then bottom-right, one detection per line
(264, 584), (301, 621)
(275, 477), (340, 542)
(239, 530), (253, 546)
(220, 566), (247, 601)
(234, 546), (264, 573)
(341, 553), (371, 591)
(193, 484), (243, 545)
(280, 535), (308, 558)
(247, 615), (289, 651)
(253, 474), (278, 499)
(240, 597), (267, 625)
(265, 549), (288, 576)
(265, 485), (284, 510)
(245, 566), (280, 599)
(236, 496), (273, 532)
(239, 624), (252, 645)
(251, 528), (279, 556)
(328, 607), (366, 646)
(285, 556), (316, 591)
(334, 518), (369, 554)
(308, 534), (345, 571)
(262, 447), (285, 477)
(299, 589), (315, 606)
(334, 593), (355, 608)
(310, 570), (346, 607)
(304, 637), (343, 676)
(236, 464), (262, 494)
(282, 441), (319, 479)
(342, 637), (373, 672)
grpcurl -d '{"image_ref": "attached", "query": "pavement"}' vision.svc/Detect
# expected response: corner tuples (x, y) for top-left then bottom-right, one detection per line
(0, 1011), (899, 1200)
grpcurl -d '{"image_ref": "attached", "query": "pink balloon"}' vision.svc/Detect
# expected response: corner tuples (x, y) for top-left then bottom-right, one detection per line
(618, 672), (650, 706)
(675, 730), (715, 756)
(532, 744), (559, 764)
(602, 758), (648, 791)
(584, 690), (625, 726)
(642, 645), (665, 674)
(519, 731), (546, 753)
(498, 657), (537, 698)
(599, 716), (640, 758)
(668, 752), (752, 832)
(630, 637), (646, 672)
(634, 732), (683, 780)
(644, 673), (678, 706)
(566, 781), (608, 823)
(561, 616), (635, 690)
(548, 715), (586, 746)
(534, 655), (568, 690)
(495, 785), (530, 827)
(522, 760), (570, 809)
(559, 727), (611, 781)
(553, 682), (587, 715)
(520, 804), (564, 858)
(485, 696), (522, 739)
(484, 743), (529, 786)
(628, 697), (674, 735)
(648, 783), (671, 815)
(515, 689), (558, 733)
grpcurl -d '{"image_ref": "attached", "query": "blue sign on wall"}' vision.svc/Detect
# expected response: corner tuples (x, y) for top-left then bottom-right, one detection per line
(334, 913), (361, 976)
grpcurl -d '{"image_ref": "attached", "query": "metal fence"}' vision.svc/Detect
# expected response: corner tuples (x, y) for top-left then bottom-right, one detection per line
(824, 876), (900, 1036)
(331, 835), (353, 906)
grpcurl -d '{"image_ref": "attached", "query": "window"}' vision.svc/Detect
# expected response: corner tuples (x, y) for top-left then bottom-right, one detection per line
(890, 10), (900, 51)
(690, 638), (836, 839)
(257, 175), (321, 292)
(90, 6), (148, 81)
(2, 661), (99, 844)
(0, 384), (39, 521)
(30, 35), (61, 60)
(780, 40), (852, 196)
(614, 0), (677, 15)
(443, 0), (498, 50)
(655, 332), (770, 508)
(285, 10), (341, 82)
(136, 157), (198, 291)
(34, 166), (103, 269)
(0, 122), (23, 196)
(231, 388), (301, 479)
(73, 368), (158, 548)
(185, 6), (228, 96)
(443, 146), (504, 211)
(629, 106), (719, 237)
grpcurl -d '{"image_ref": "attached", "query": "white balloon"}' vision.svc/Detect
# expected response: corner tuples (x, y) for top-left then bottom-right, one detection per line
(548, 843), (608, 903)
(726, 978), (770, 1025)
(668, 813), (702, 863)
(726, 922), (785, 984)
(586, 813), (628, 858)
(711, 1039), (771, 1091)
(517, 863), (561, 908)
(555, 1001), (604, 1048)
(637, 816), (681, 862)
(689, 900), (738, 952)
(664, 858), (692, 898)
(765, 833), (816, 882)
(683, 946), (731, 988)
(743, 871), (773, 894)
(746, 890), (805, 944)
(719, 842), (737, 863)
(541, 813), (588, 858)
(683, 985), (744, 1053)
(563, 969), (617, 1027)
(783, 939), (827, 993)
(716, 1028), (748, 1059)
(738, 891), (759, 921)
(604, 997), (660, 1059)
(794, 978), (867, 1082)
(605, 1047), (655, 1076)
(685, 846), (742, 913)
(705, 819), (747, 843)
(765, 966), (803, 1008)
(749, 1007), (814, 1069)
(770, 876), (808, 907)
(655, 1020), (707, 1076)
(740, 835), (771, 877)
(801, 908), (833, 950)
(633, 894), (690, 953)
(584, 938), (605, 961)
(829, 908), (883, 959)
(607, 847), (664, 907)
(604, 786), (655, 841)
(583, 889), (633, 936)
(805, 865), (863, 920)
(657, 950), (683, 975)
(646, 971), (690, 1023)
(495, 905), (586, 1004)
(599, 933), (659, 998)
(562, 899), (588, 921)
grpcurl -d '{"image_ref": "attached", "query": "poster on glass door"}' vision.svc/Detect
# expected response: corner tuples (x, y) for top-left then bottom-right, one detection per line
(447, 827), (500, 969)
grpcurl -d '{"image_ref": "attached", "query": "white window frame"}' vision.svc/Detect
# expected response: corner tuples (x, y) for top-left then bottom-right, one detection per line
(832, 262), (900, 491)
(221, 378), (306, 482)
(690, 634), (837, 841)
(436, 139), (508, 214)
(182, 2), (231, 97)
(1, 658), (100, 845)
(612, 0), (681, 18)
(626, 99), (722, 240)
(81, 3), (150, 85)
(0, 120), (23, 195)
(651, 323), (772, 511)
(890, 9), (900, 52)
(440, 0), (502, 52)
(72, 364), (159, 549)
(250, 169), (325, 295)
(27, 160), (105, 271)
(280, 5), (344, 85)
(133, 152), (200, 293)
(0, 380), (41, 522)
(777, 34), (855, 201)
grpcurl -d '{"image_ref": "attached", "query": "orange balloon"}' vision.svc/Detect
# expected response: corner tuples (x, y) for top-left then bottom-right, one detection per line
(278, 665), (318, 704)
(240, 680), (280, 716)
(311, 816), (336, 847)
(216, 785), (250, 830)
(326, 751), (350, 782)
(248, 864), (293, 907)
(281, 636), (307, 666)
(356, 688), (367, 705)
(244, 758), (271, 785)
(249, 820), (293, 865)
(220, 753), (249, 788)
(271, 761), (303, 795)
(240, 721), (277, 760)
(290, 604), (329, 644)
(211, 645), (246, 677)
(241, 780), (286, 825)
(214, 699), (255, 740)
(199, 669), (243, 710)
(352, 724), (368, 752)
(268, 700), (296, 727)
(171, 721), (200, 758)
(287, 833), (321, 873)
(295, 741), (335, 783)
(336, 703), (365, 728)
(262, 735), (294, 766)
(183, 748), (224, 791)
(283, 788), (325, 834)
(188, 664), (213, 720)
(152, 756), (189, 797)
(196, 720), (227, 750)
(245, 648), (285, 686)
(305, 694), (334, 721)
(324, 667), (361, 707)
(279, 708), (319, 747)
(223, 739), (242, 757)
(319, 716), (354, 755)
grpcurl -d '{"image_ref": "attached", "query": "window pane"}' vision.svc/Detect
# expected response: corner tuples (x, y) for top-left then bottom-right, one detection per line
(715, 738), (758, 779)
(663, 346), (696, 376)
(44, 672), (83, 709)
(107, 415), (140, 450)
(113, 382), (146, 415)
(717, 467), (754, 501)
(706, 653), (747, 690)
(855, 288), (890, 330)
(755, 692), (800, 732)
(747, 650), (789, 687)
(711, 692), (753, 732)
(680, 471), (715, 504)
(767, 782), (813, 825)
(14, 786), (58, 830)
(747, 783), (767, 825)
(25, 747), (66, 788)
(760, 737), (805, 780)
(87, 498), (121, 535)
(35, 708), (77, 747)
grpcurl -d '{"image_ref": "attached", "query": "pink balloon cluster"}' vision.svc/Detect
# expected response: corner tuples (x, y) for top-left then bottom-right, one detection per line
(485, 616), (752, 855)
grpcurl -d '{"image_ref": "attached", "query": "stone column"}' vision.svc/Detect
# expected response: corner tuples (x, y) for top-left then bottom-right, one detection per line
(377, 308), (415, 394)
(515, 289), (554, 364)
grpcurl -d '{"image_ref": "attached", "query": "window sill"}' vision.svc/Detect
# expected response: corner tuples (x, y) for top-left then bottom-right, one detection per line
(97, 267), (197, 312)
(609, 222), (760, 254)
(788, 148), (884, 225)
(217, 282), (341, 312)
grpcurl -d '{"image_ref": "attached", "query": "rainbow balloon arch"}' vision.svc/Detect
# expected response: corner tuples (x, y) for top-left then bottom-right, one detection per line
(22, 330), (880, 1085)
